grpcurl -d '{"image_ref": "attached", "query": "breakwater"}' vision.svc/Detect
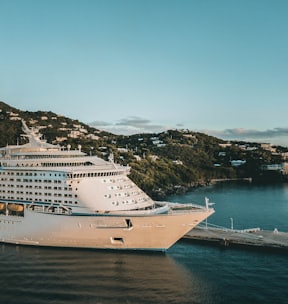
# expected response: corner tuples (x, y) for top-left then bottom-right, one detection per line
(184, 226), (288, 251)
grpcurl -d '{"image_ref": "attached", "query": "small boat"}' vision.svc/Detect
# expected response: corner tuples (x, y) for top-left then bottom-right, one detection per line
(7, 203), (24, 212)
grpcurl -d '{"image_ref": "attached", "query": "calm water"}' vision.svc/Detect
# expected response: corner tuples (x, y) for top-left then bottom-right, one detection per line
(1, 182), (288, 304)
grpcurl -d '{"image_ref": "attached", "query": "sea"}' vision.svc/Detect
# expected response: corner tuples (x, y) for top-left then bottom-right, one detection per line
(1, 182), (288, 304)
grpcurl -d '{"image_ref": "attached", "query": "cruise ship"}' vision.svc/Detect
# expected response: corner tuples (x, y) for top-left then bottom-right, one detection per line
(0, 120), (214, 250)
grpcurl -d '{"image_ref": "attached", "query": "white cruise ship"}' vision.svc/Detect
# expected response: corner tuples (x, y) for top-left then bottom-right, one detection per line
(0, 120), (214, 250)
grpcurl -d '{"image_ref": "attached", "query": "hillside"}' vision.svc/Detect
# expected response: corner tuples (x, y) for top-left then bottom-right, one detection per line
(0, 101), (286, 198)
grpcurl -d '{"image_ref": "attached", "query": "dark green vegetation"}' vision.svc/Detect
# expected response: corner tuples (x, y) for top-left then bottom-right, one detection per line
(0, 101), (287, 199)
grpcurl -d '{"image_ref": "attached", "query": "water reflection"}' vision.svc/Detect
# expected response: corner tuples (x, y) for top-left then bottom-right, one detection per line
(0, 244), (208, 304)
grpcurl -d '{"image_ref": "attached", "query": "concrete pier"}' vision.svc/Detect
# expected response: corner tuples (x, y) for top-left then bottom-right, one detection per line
(184, 226), (288, 251)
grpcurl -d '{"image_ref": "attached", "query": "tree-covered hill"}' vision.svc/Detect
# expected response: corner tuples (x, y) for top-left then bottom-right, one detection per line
(0, 100), (286, 198)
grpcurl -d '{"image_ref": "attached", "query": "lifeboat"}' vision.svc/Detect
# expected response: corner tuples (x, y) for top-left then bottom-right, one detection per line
(7, 203), (24, 212)
(0, 202), (6, 210)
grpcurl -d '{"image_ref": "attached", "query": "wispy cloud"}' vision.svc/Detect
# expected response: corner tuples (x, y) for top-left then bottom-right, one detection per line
(88, 116), (167, 135)
(88, 118), (288, 147)
(204, 127), (288, 146)
(89, 120), (111, 127)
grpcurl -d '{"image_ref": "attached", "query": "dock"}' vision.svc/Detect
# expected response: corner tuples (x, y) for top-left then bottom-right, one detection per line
(184, 226), (288, 251)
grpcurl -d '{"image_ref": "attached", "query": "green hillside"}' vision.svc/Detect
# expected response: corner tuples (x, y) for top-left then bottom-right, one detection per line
(0, 101), (286, 198)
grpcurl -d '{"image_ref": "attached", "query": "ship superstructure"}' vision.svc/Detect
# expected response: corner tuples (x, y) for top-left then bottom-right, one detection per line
(0, 120), (214, 250)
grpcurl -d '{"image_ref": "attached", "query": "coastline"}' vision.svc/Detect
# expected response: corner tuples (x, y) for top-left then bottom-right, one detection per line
(210, 177), (253, 184)
(152, 175), (288, 200)
(152, 177), (254, 199)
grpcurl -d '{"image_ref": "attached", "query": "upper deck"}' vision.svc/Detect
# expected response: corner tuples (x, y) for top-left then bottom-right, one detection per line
(0, 120), (129, 175)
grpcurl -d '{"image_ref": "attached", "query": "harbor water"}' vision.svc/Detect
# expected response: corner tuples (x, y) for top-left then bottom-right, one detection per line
(1, 182), (288, 304)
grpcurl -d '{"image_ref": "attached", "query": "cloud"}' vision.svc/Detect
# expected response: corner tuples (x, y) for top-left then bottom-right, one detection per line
(204, 127), (288, 146)
(89, 120), (111, 127)
(89, 118), (288, 147)
(88, 116), (167, 135)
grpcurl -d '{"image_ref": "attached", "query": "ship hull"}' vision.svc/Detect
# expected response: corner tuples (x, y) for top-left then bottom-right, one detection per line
(0, 209), (213, 250)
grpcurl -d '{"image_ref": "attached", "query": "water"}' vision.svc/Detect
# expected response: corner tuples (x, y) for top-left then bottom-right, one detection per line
(170, 181), (288, 232)
(1, 182), (288, 304)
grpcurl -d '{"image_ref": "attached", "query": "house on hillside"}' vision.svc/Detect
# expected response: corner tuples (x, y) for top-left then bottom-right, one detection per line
(261, 164), (284, 171)
(230, 160), (246, 167)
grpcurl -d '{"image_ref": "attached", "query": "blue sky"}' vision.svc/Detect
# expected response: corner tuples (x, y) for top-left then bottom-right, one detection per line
(1, 0), (288, 146)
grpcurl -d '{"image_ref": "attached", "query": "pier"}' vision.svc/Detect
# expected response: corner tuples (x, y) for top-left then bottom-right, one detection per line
(184, 225), (288, 251)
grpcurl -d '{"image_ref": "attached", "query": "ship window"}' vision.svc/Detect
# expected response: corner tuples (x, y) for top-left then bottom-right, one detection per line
(111, 237), (124, 244)
(125, 219), (133, 228)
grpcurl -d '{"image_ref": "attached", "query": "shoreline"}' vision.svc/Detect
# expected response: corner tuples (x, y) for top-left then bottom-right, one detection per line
(210, 177), (253, 184)
(152, 177), (254, 199)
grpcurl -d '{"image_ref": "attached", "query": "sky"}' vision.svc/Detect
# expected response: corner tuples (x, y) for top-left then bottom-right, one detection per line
(1, 0), (288, 146)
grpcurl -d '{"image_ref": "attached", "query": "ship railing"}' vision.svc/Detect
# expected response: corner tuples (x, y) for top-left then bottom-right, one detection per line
(27, 203), (72, 215)
(197, 222), (261, 234)
(107, 203), (170, 216)
(162, 202), (213, 214)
